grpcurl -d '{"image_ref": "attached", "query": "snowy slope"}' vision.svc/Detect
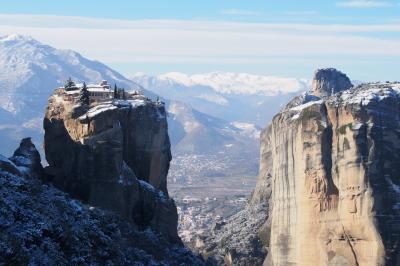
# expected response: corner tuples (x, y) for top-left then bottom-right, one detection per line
(131, 72), (309, 125)
(0, 34), (144, 155)
(0, 34), (143, 115)
(167, 101), (260, 155)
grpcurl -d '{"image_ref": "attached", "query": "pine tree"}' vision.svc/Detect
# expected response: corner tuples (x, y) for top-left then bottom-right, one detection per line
(79, 82), (90, 105)
(113, 84), (118, 99)
(122, 88), (126, 100)
(64, 77), (76, 91)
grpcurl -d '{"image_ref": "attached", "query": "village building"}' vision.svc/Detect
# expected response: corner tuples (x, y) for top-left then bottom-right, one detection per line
(60, 79), (149, 104)
(86, 80), (113, 102)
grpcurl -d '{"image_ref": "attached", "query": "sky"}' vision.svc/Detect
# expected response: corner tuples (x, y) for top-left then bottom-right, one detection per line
(0, 0), (399, 81)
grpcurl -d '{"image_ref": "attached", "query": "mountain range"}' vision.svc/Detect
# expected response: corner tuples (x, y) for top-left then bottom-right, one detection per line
(131, 72), (308, 126)
(0, 34), (307, 180)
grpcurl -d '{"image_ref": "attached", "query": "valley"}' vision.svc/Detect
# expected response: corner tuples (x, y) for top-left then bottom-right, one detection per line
(168, 154), (258, 246)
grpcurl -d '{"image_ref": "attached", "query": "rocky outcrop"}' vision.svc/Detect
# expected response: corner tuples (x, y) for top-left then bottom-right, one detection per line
(311, 68), (353, 97)
(10, 138), (44, 179)
(0, 141), (206, 265)
(43, 92), (178, 242)
(263, 74), (400, 265)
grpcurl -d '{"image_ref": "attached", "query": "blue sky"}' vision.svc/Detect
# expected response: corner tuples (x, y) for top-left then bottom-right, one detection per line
(0, 0), (399, 80)
(0, 0), (399, 23)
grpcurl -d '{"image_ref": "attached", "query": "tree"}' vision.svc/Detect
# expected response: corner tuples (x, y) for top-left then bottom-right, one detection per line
(113, 84), (118, 99)
(79, 82), (90, 105)
(64, 77), (76, 91)
(122, 88), (126, 100)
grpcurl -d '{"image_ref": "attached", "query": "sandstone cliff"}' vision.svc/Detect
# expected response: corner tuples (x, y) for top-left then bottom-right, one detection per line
(0, 139), (206, 265)
(43, 91), (179, 243)
(264, 69), (400, 265)
(201, 69), (400, 266)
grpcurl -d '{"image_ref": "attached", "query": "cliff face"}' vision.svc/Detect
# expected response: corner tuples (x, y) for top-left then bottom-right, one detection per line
(0, 139), (205, 265)
(263, 70), (400, 265)
(43, 91), (178, 242)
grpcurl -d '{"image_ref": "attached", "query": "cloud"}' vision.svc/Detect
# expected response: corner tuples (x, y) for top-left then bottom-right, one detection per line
(221, 9), (261, 16)
(0, 14), (399, 67)
(336, 0), (393, 8)
(283, 10), (319, 16)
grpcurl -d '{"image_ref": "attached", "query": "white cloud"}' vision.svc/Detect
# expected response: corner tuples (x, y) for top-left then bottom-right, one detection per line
(0, 14), (399, 67)
(221, 9), (261, 16)
(336, 0), (393, 8)
(283, 10), (319, 16)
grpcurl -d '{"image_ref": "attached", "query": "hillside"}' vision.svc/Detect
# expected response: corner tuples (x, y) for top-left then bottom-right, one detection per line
(0, 138), (206, 265)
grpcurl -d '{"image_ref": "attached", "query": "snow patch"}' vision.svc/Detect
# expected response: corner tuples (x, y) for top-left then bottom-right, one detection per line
(340, 83), (400, 106)
(290, 100), (323, 112)
(138, 180), (168, 203)
(196, 94), (229, 106)
(231, 122), (261, 139)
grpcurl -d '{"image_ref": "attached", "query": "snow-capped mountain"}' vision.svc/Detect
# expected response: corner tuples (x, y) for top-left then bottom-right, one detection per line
(131, 72), (309, 126)
(0, 34), (143, 114)
(0, 34), (147, 155)
(0, 34), (260, 162)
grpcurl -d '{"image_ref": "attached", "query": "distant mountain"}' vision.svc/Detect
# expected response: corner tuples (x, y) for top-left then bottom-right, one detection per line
(131, 72), (309, 126)
(167, 101), (260, 155)
(0, 34), (259, 162)
(0, 34), (145, 155)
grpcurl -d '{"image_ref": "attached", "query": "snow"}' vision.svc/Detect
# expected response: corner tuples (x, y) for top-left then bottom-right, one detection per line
(159, 72), (193, 87)
(85, 103), (117, 118)
(127, 99), (146, 107)
(291, 113), (300, 120)
(352, 123), (363, 130)
(290, 99), (323, 112)
(231, 122), (261, 139)
(0, 34), (35, 43)
(138, 180), (168, 203)
(0, 163), (204, 265)
(138, 71), (309, 96)
(196, 93), (229, 106)
(340, 83), (400, 106)
(0, 34), (140, 117)
(78, 99), (149, 120)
